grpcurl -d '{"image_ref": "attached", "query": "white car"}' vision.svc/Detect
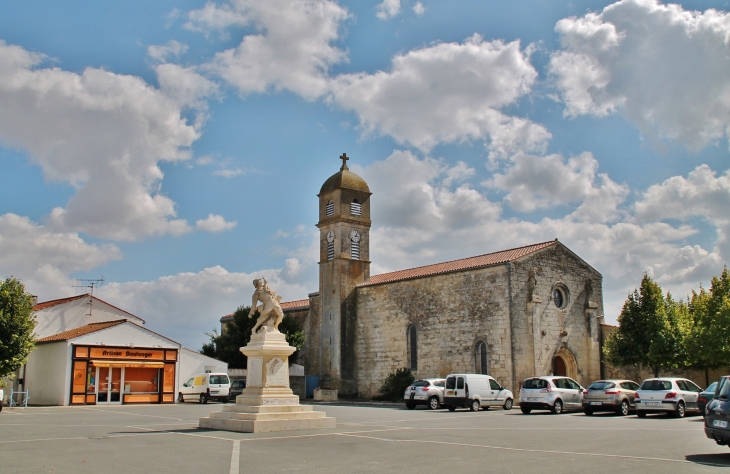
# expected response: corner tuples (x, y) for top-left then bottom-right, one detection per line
(519, 376), (585, 414)
(404, 378), (446, 410)
(179, 373), (231, 404)
(635, 377), (702, 418)
(443, 374), (514, 412)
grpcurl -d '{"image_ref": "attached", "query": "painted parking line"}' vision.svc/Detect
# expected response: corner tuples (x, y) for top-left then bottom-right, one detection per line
(336, 432), (694, 465)
(230, 440), (240, 474)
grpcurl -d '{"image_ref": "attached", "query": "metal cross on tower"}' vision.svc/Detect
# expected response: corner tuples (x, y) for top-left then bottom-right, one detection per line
(340, 152), (349, 170)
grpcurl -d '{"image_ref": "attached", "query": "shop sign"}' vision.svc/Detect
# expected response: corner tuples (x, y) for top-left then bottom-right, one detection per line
(89, 347), (165, 360)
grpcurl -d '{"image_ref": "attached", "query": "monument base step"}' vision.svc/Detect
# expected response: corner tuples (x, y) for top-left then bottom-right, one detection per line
(199, 413), (336, 433)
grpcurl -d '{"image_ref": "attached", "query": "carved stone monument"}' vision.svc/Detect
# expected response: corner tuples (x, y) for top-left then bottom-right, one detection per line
(199, 279), (335, 433)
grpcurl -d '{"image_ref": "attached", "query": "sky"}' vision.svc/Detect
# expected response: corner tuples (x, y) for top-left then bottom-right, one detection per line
(1, 0), (729, 350)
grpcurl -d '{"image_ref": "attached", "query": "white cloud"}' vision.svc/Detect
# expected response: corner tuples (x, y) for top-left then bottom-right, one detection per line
(486, 151), (629, 222)
(189, 0), (349, 99)
(550, 0), (730, 151)
(354, 151), (725, 323)
(0, 214), (122, 300)
(155, 63), (219, 110)
(413, 2), (425, 16)
(196, 214), (237, 232)
(634, 164), (730, 225)
(330, 35), (550, 157)
(0, 41), (201, 241)
(147, 40), (189, 62)
(98, 265), (311, 349)
(376, 0), (400, 20)
(212, 168), (244, 177)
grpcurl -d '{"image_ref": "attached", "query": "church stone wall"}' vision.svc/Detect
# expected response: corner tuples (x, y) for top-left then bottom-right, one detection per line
(507, 244), (603, 390)
(354, 265), (513, 398)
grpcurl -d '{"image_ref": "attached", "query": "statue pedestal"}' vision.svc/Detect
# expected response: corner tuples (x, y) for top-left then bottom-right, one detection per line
(199, 331), (335, 433)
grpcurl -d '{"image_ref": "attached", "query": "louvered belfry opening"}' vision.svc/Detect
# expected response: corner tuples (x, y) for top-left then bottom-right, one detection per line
(327, 241), (334, 260)
(351, 240), (360, 260)
(350, 200), (361, 216)
(326, 200), (334, 217)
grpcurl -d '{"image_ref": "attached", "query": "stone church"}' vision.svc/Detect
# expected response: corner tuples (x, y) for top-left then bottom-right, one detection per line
(293, 156), (603, 397)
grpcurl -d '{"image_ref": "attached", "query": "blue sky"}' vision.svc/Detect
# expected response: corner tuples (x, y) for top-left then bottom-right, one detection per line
(1, 0), (729, 349)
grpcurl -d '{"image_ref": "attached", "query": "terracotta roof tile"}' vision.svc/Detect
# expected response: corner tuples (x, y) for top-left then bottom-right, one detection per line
(358, 240), (558, 288)
(33, 294), (87, 311)
(33, 294), (145, 323)
(37, 320), (128, 343)
(281, 299), (310, 311)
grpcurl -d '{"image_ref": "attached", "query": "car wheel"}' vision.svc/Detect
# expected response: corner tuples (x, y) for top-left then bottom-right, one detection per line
(618, 399), (630, 416)
(470, 399), (481, 412)
(583, 408), (593, 416)
(447, 405), (456, 412)
(406, 402), (416, 410)
(674, 401), (685, 418)
(551, 399), (563, 414)
(503, 398), (513, 410)
(178, 392), (184, 403)
(200, 393), (208, 404)
(520, 407), (532, 414)
(428, 396), (440, 410)
(637, 410), (647, 418)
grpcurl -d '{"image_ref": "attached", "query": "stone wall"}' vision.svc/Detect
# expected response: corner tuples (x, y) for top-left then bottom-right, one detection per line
(507, 244), (603, 390)
(302, 292), (321, 377)
(354, 265), (513, 398)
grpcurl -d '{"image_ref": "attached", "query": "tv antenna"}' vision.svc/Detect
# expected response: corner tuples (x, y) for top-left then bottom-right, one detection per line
(73, 277), (105, 318)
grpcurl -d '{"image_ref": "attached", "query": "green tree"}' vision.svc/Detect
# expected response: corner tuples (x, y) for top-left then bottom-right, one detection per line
(0, 277), (36, 380)
(684, 267), (730, 386)
(200, 305), (305, 367)
(604, 274), (685, 377)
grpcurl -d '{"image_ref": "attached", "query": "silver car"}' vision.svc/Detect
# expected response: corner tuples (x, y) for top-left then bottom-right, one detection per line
(582, 379), (640, 416)
(635, 377), (703, 418)
(519, 376), (585, 414)
(404, 378), (445, 410)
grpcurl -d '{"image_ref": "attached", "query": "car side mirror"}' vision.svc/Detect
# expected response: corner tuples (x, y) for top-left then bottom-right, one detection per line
(183, 383), (187, 387)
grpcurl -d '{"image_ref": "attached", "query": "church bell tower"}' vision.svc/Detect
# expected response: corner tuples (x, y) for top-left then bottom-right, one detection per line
(316, 153), (371, 392)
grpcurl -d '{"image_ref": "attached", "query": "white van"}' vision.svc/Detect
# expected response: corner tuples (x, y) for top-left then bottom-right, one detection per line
(178, 373), (231, 404)
(443, 374), (514, 412)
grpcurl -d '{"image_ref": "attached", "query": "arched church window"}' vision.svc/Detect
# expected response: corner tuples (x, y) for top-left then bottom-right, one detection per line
(350, 230), (360, 260)
(474, 341), (488, 375)
(326, 200), (335, 217)
(350, 199), (361, 216)
(407, 324), (417, 370)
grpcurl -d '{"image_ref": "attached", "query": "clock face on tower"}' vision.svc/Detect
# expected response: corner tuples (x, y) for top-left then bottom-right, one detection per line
(326, 231), (335, 243)
(350, 230), (361, 243)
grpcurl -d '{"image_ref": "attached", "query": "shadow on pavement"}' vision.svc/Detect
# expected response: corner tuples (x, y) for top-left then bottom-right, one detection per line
(686, 453), (730, 467)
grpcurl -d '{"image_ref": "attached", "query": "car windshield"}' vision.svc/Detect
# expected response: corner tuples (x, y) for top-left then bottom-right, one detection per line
(232, 380), (244, 388)
(412, 381), (430, 387)
(640, 380), (672, 390)
(588, 382), (615, 390)
(523, 379), (548, 389)
(446, 377), (456, 389)
(209, 375), (229, 384)
(717, 378), (730, 399)
(705, 382), (717, 393)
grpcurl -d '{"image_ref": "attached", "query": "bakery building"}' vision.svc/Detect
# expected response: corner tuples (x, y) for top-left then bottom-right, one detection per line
(14, 294), (225, 406)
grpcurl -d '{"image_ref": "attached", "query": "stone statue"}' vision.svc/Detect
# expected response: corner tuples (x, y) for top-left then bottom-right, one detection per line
(248, 277), (285, 334)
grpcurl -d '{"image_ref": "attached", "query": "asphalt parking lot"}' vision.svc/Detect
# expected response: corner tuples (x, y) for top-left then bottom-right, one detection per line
(1, 402), (729, 473)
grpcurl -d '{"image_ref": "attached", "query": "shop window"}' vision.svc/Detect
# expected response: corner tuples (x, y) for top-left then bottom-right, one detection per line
(124, 367), (159, 393)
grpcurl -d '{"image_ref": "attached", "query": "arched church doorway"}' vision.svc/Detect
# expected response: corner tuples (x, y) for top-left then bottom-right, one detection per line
(552, 348), (578, 379)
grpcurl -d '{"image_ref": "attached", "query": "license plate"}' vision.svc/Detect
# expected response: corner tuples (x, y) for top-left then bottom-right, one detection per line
(526, 397), (539, 402)
(590, 402), (602, 406)
(210, 391), (219, 394)
(447, 391), (455, 395)
(713, 420), (729, 428)
(645, 402), (660, 406)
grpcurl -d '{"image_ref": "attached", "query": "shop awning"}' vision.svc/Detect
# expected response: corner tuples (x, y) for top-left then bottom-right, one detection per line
(90, 360), (165, 368)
